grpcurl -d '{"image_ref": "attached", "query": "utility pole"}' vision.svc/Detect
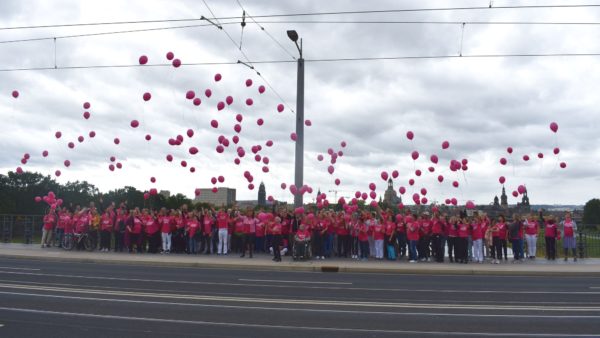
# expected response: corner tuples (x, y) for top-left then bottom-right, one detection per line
(287, 30), (304, 209)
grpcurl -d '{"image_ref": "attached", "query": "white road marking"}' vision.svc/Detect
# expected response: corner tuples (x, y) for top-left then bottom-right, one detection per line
(0, 271), (597, 295)
(0, 306), (596, 337)
(0, 267), (40, 271)
(238, 278), (352, 285)
(0, 283), (599, 312)
(1, 290), (599, 319)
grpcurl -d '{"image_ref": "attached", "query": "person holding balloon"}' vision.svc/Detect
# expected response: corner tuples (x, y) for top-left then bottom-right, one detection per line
(406, 214), (420, 263)
(524, 213), (540, 259)
(41, 209), (57, 248)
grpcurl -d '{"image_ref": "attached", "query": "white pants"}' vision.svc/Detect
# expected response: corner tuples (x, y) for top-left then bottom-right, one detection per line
(161, 233), (171, 252)
(41, 228), (52, 247)
(218, 229), (228, 254)
(472, 239), (483, 262)
(375, 239), (384, 259)
(525, 234), (537, 257)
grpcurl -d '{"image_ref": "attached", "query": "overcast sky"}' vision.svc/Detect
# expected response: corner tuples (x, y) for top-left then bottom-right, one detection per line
(1, 0), (599, 206)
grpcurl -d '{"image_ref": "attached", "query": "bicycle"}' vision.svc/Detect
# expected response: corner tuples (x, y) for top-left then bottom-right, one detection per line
(63, 232), (94, 251)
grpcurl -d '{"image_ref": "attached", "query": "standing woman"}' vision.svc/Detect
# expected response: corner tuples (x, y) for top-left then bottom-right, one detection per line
(128, 208), (143, 253)
(471, 217), (485, 263)
(58, 209), (73, 248)
(406, 214), (420, 263)
(544, 216), (559, 260)
(383, 213), (396, 261)
(89, 209), (100, 250)
(496, 215), (509, 262)
(372, 213), (385, 260)
(395, 214), (407, 260)
(447, 216), (458, 263)
(313, 211), (326, 260)
(216, 209), (230, 255)
(431, 213), (445, 263)
(524, 213), (539, 259)
(114, 208), (126, 252)
(158, 208), (172, 254)
(201, 209), (213, 254)
(241, 209), (256, 258)
(358, 212), (370, 261)
(560, 211), (578, 262)
(186, 211), (200, 254)
(456, 217), (471, 264)
(99, 209), (113, 252)
(270, 216), (283, 262)
(41, 208), (57, 248)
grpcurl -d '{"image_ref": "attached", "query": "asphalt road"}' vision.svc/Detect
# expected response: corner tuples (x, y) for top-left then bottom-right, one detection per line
(0, 257), (598, 337)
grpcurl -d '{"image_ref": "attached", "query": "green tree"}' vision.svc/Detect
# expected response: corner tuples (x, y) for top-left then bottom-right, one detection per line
(583, 198), (600, 225)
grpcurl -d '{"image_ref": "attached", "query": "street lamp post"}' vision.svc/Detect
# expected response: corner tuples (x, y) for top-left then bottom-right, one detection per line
(287, 30), (304, 209)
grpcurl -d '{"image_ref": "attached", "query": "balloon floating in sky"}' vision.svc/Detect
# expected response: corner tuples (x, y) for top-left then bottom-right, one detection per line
(83, 112), (90, 120)
(305, 120), (312, 127)
(114, 138), (120, 145)
(430, 154), (438, 164)
(507, 147), (513, 154)
(245, 79), (253, 87)
(257, 118), (264, 126)
(553, 147), (560, 155)
(130, 120), (139, 128)
(549, 122), (559, 133)
(83, 102), (90, 109)
(442, 141), (450, 149)
(277, 104), (284, 113)
(392, 170), (399, 179)
(560, 162), (567, 168)
(290, 133), (297, 141)
(11, 90), (19, 98)
(258, 85), (265, 94)
(225, 96), (233, 105)
(466, 201), (475, 209)
(522, 155), (530, 161)
(499, 176), (506, 184)
(211, 120), (218, 128)
(205, 89), (212, 98)
(214, 73), (222, 82)
(245, 98), (253, 106)
(55, 170), (61, 177)
(500, 158), (507, 165)
(143, 92), (151, 101)
(411, 151), (419, 160)
(166, 51), (174, 60)
(138, 55), (148, 65)
(186, 90), (195, 100)
(55, 131), (62, 139)
(172, 59), (181, 68)
(42, 150), (48, 157)
(406, 131), (414, 140)
(217, 101), (225, 111)
(89, 131), (96, 138)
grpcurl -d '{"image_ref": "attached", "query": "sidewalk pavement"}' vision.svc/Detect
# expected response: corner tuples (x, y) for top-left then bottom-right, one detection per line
(1, 243), (598, 276)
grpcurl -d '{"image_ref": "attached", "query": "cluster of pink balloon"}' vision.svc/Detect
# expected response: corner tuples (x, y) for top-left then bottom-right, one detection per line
(316, 140), (347, 186)
(34, 191), (63, 210)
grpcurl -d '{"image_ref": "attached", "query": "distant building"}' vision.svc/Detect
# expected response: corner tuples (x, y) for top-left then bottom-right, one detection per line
(258, 182), (266, 207)
(477, 186), (531, 218)
(194, 188), (236, 207)
(383, 178), (402, 206)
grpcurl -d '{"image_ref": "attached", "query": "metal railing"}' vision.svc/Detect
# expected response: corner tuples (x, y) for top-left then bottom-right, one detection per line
(1, 214), (44, 244)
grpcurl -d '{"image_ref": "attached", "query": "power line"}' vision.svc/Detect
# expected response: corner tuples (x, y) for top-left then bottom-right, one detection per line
(3, 3), (600, 31)
(2, 52), (600, 72)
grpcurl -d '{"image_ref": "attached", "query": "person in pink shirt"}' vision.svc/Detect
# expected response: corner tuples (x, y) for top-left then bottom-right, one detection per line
(75, 208), (91, 250)
(358, 212), (370, 261)
(158, 208), (173, 254)
(216, 209), (230, 255)
(417, 213), (432, 261)
(544, 215), (559, 260)
(431, 213), (445, 263)
(524, 213), (540, 259)
(185, 211), (200, 254)
(561, 211), (578, 262)
(456, 217), (471, 264)
(371, 214), (385, 260)
(99, 209), (114, 252)
(471, 217), (485, 263)
(200, 209), (214, 254)
(490, 215), (508, 264)
(406, 214), (420, 263)
(240, 209), (257, 258)
(127, 208), (143, 253)
(336, 213), (350, 258)
(41, 209), (57, 248)
(270, 216), (283, 262)
(56, 209), (71, 248)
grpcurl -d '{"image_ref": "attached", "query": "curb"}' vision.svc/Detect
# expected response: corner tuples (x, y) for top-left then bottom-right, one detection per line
(2, 252), (599, 276)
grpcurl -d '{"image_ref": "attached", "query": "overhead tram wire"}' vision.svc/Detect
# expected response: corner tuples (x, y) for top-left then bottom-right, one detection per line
(3, 52), (600, 72)
(3, 3), (600, 31)
(201, 0), (296, 113)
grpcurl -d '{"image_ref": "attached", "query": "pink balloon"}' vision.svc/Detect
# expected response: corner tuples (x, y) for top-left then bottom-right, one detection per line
(83, 111), (90, 120)
(369, 191), (377, 200)
(335, 178), (341, 186)
(507, 147), (513, 154)
(211, 120), (219, 128)
(245, 79), (253, 87)
(369, 183), (376, 191)
(42, 150), (48, 157)
(381, 171), (389, 181)
(150, 177), (156, 183)
(216, 145), (224, 153)
(68, 142), (75, 149)
(195, 188), (202, 196)
(110, 156), (116, 162)
(83, 102), (90, 109)
(451, 198), (458, 206)
(523, 155), (530, 161)
(214, 73), (222, 82)
(187, 129), (194, 138)
(116, 162), (122, 169)
(341, 141), (347, 148)
(130, 120), (139, 128)
(225, 96), (233, 105)
(499, 176), (506, 184)
(89, 131), (96, 138)
(139, 55), (148, 65)
(392, 170), (399, 179)
(211, 177), (218, 185)
(537, 152), (544, 159)
(234, 124), (242, 133)
(245, 98), (253, 106)
(172, 59), (181, 68)
(262, 166), (269, 173)
(415, 169), (422, 177)
(500, 158), (507, 165)
(16, 167), (23, 174)
(291, 132), (297, 141)
(399, 186), (406, 195)
(166, 52), (174, 60)
(452, 181), (459, 188)
(512, 191), (519, 197)
(262, 157), (270, 165)
(281, 183), (287, 190)
(144, 192), (150, 200)
(406, 131), (414, 140)
(549, 122), (558, 133)
(420, 188), (427, 196)
(258, 85), (265, 94)
(277, 104), (284, 113)
(217, 101), (225, 111)
(257, 118), (264, 126)
(430, 154), (438, 164)
(113, 138), (120, 145)
(212, 187), (218, 193)
(55, 170), (61, 177)
(34, 196), (42, 203)
(290, 185), (298, 194)
(560, 162), (567, 169)
(77, 136), (84, 143)
(218, 175), (225, 183)
(193, 98), (201, 106)
(305, 119), (312, 127)
(205, 89), (212, 98)
(428, 166), (435, 172)
(266, 140), (273, 147)
(327, 165), (335, 175)
(408, 179), (415, 186)
(166, 154), (173, 162)
(411, 151), (419, 160)
(186, 90), (195, 100)
(11, 90), (19, 98)
(361, 192), (368, 200)
(180, 160), (187, 167)
(234, 158), (241, 165)
(421, 197), (428, 205)
(55, 131), (62, 139)
(553, 147), (560, 155)
(442, 141), (450, 149)
(317, 154), (324, 161)
(64, 160), (71, 167)
(466, 201), (475, 209)
(143, 92), (151, 101)
(518, 185), (526, 194)
(437, 175), (444, 183)
(189, 147), (198, 155)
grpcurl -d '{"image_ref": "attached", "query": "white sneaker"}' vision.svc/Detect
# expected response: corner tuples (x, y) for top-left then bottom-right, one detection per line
(409, 260), (416, 263)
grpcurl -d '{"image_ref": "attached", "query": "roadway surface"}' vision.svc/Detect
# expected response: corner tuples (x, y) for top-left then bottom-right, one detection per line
(0, 257), (598, 337)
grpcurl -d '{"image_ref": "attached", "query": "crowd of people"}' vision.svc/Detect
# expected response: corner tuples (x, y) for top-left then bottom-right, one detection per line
(39, 202), (580, 263)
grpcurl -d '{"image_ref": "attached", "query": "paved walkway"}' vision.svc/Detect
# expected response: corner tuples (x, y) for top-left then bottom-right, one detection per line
(0, 243), (598, 275)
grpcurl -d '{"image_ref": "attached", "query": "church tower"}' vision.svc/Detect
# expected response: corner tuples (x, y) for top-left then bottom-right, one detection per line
(258, 182), (266, 206)
(500, 186), (508, 208)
